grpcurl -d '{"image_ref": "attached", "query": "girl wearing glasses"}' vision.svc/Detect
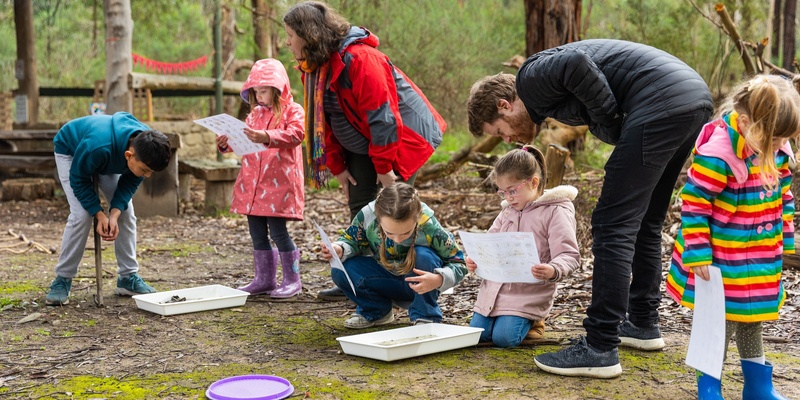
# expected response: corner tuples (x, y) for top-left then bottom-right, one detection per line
(466, 146), (580, 347)
(320, 182), (467, 329)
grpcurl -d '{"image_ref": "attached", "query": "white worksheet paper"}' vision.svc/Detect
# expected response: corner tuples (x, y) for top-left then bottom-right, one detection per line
(193, 113), (265, 157)
(312, 220), (356, 296)
(685, 266), (726, 380)
(458, 231), (541, 283)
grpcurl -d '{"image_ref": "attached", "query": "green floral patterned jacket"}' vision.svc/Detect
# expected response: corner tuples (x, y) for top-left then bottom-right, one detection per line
(334, 201), (467, 292)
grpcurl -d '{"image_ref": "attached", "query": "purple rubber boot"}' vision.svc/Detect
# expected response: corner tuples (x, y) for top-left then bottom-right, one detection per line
(271, 249), (302, 298)
(238, 249), (278, 295)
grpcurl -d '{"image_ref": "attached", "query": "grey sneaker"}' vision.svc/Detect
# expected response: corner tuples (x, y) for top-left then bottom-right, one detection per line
(619, 320), (665, 351)
(344, 312), (395, 329)
(45, 276), (72, 306)
(534, 336), (622, 378)
(115, 273), (156, 296)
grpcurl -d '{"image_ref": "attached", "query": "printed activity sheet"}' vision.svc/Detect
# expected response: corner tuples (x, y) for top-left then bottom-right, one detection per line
(193, 113), (265, 157)
(458, 231), (541, 283)
(312, 219), (356, 296)
(686, 266), (726, 380)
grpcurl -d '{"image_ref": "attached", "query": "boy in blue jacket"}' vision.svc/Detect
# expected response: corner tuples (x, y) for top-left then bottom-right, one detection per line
(46, 112), (172, 306)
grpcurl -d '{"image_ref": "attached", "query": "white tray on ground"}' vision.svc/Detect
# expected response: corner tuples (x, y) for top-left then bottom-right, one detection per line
(132, 284), (249, 316)
(336, 323), (484, 361)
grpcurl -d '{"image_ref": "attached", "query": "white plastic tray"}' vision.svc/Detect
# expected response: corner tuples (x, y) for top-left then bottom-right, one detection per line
(336, 323), (483, 361)
(132, 284), (249, 316)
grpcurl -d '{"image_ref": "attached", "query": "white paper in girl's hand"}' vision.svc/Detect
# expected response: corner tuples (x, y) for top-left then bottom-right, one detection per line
(312, 219), (356, 296)
(686, 266), (726, 380)
(458, 231), (541, 283)
(193, 113), (265, 156)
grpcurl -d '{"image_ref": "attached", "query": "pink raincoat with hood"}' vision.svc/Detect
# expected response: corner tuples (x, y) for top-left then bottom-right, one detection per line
(222, 59), (305, 220)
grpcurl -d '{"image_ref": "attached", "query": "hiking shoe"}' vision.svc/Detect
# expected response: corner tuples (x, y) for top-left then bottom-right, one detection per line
(344, 312), (395, 329)
(115, 273), (156, 296)
(317, 286), (348, 301)
(534, 336), (622, 378)
(526, 319), (546, 340)
(45, 276), (72, 306)
(619, 320), (665, 351)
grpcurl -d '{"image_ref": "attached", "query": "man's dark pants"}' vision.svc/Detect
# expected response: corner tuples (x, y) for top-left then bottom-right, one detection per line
(584, 107), (713, 352)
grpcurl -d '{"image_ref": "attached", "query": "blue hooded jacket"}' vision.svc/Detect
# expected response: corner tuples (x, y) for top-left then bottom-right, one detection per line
(54, 112), (150, 216)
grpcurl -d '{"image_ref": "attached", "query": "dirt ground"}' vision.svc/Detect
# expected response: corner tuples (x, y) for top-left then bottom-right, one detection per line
(1, 170), (799, 400)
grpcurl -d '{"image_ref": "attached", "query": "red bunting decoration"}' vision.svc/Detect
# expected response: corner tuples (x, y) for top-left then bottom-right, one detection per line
(132, 52), (209, 74)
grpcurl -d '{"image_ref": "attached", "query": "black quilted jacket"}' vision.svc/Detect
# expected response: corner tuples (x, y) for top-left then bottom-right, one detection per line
(517, 39), (713, 145)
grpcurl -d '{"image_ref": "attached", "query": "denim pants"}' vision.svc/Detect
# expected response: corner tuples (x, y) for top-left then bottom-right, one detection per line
(54, 153), (139, 278)
(583, 107), (712, 351)
(470, 312), (532, 348)
(331, 246), (443, 322)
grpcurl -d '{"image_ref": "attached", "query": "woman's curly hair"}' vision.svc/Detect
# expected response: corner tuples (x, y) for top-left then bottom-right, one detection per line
(283, 1), (350, 68)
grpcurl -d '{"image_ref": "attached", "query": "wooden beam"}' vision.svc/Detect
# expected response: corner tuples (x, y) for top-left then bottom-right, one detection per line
(129, 72), (243, 95)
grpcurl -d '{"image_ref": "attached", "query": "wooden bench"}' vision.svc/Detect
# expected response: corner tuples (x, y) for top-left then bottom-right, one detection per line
(178, 159), (240, 215)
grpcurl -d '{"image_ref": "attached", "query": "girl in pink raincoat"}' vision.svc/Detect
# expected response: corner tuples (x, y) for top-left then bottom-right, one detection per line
(216, 59), (305, 299)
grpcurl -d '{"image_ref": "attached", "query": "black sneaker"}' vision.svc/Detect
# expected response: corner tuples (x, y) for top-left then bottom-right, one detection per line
(534, 336), (622, 378)
(619, 320), (665, 351)
(317, 286), (348, 301)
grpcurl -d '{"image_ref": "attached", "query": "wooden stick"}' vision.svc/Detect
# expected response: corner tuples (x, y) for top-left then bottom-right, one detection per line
(93, 176), (104, 307)
(715, 3), (756, 76)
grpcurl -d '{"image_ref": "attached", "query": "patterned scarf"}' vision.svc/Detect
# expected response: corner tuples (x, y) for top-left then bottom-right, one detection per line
(300, 61), (330, 188)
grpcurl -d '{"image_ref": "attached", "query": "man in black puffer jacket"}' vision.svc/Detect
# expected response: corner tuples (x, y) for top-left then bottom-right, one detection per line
(467, 39), (713, 378)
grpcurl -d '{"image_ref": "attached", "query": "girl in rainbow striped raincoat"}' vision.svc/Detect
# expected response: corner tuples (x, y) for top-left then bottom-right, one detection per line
(667, 75), (800, 400)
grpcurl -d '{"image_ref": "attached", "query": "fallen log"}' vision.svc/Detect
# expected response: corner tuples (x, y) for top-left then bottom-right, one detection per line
(417, 136), (502, 183)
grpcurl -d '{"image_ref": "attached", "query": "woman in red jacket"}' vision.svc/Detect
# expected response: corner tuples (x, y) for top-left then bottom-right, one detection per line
(283, 1), (446, 300)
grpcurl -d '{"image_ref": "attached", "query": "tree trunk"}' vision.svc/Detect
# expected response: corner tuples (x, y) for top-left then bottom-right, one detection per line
(252, 0), (274, 59)
(771, 0), (783, 63)
(524, 0), (582, 57)
(783, 0), (797, 70)
(435, 0), (584, 180)
(13, 0), (39, 126)
(221, 2), (238, 115)
(104, 0), (133, 113)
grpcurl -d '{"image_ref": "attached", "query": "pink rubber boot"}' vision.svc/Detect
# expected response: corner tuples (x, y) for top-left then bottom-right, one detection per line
(271, 249), (302, 298)
(238, 249), (278, 295)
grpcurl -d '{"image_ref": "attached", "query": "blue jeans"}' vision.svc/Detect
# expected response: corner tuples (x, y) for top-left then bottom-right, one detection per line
(470, 312), (532, 348)
(584, 107), (712, 351)
(332, 246), (443, 322)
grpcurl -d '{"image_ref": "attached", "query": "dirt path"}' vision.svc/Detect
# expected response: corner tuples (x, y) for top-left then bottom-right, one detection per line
(1, 183), (799, 399)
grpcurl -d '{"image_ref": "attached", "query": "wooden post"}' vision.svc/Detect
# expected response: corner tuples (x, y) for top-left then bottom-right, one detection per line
(544, 144), (570, 189)
(13, 0), (39, 126)
(104, 0), (133, 113)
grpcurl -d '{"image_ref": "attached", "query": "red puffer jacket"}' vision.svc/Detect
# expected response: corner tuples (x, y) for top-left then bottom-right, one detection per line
(307, 27), (446, 180)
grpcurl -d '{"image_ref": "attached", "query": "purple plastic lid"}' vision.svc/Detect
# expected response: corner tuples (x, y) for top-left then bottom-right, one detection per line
(206, 375), (294, 400)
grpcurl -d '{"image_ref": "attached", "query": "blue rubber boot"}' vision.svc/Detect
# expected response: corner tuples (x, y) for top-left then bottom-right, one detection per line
(741, 360), (788, 400)
(697, 370), (724, 400)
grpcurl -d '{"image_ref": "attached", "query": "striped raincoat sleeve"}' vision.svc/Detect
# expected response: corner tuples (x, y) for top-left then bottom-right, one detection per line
(679, 154), (729, 268)
(779, 153), (795, 254)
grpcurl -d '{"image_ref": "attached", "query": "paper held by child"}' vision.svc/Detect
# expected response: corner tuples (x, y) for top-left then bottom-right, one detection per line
(312, 219), (357, 296)
(458, 231), (541, 283)
(685, 266), (726, 380)
(193, 114), (266, 157)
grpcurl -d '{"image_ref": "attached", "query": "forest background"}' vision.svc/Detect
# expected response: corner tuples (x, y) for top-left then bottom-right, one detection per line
(0, 0), (781, 134)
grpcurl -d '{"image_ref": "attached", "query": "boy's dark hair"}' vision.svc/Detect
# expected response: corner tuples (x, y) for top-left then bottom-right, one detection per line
(131, 130), (171, 172)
